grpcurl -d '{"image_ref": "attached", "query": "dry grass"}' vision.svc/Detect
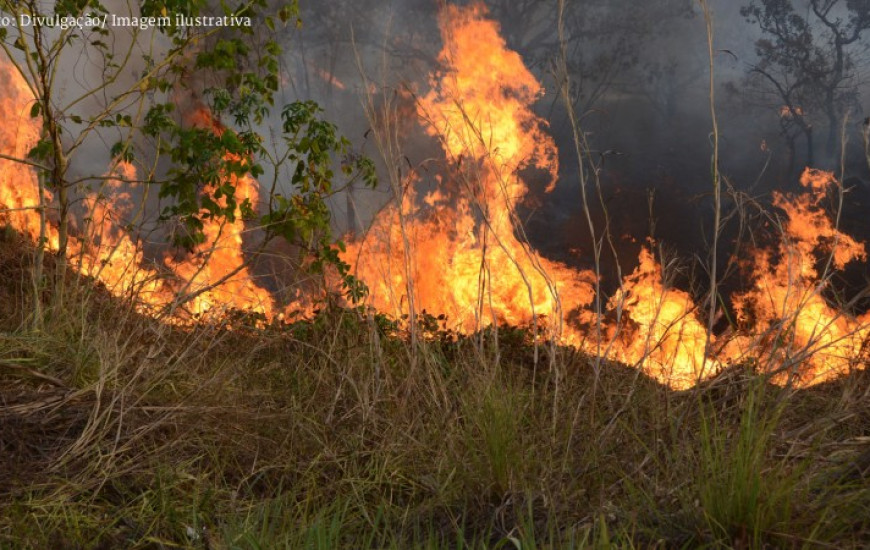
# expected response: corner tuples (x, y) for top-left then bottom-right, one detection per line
(0, 229), (868, 549)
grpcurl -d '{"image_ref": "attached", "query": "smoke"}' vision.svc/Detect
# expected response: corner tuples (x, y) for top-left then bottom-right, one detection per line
(263, 0), (870, 352)
(277, 0), (870, 298)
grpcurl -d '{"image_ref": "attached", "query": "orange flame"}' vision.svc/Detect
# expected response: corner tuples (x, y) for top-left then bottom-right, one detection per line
(728, 168), (869, 386)
(166, 107), (275, 320)
(780, 105), (805, 118)
(0, 61), (58, 250)
(344, 3), (868, 389)
(346, 3), (595, 340)
(72, 161), (175, 309)
(607, 248), (718, 389)
(0, 54), (276, 322)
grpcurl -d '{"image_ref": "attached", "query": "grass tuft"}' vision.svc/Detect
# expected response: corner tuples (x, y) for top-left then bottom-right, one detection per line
(0, 236), (868, 548)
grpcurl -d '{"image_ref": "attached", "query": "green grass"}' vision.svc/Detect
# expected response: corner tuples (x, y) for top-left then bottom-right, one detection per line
(0, 234), (868, 549)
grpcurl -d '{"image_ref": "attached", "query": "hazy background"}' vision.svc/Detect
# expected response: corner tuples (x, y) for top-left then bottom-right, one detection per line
(273, 0), (870, 301)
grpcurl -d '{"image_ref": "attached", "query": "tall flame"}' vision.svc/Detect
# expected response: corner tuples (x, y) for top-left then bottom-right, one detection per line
(347, 3), (595, 339)
(73, 161), (175, 308)
(607, 248), (718, 390)
(728, 168), (869, 385)
(0, 61), (58, 250)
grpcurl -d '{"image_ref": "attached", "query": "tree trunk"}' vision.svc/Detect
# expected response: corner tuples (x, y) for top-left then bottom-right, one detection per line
(45, 110), (69, 302)
(31, 170), (47, 328)
(48, 117), (68, 260)
(346, 183), (358, 234)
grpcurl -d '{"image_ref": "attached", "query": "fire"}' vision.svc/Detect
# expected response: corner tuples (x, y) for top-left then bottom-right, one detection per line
(344, 2), (722, 388)
(165, 108), (275, 320)
(606, 248), (718, 390)
(0, 53), (274, 322)
(780, 105), (805, 118)
(728, 168), (869, 386)
(344, 3), (868, 388)
(0, 60), (182, 312)
(346, 3), (595, 340)
(311, 64), (347, 91)
(0, 61), (59, 250)
(73, 161), (175, 309)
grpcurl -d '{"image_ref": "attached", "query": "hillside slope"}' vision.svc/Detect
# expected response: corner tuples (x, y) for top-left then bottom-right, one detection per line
(0, 231), (868, 549)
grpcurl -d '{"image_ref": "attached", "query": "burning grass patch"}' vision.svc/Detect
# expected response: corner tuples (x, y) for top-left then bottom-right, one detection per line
(0, 240), (867, 548)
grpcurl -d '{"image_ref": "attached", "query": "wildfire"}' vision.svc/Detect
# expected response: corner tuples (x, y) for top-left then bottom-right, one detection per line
(343, 3), (723, 387)
(73, 161), (175, 309)
(0, 4), (867, 390)
(606, 248), (718, 390)
(311, 64), (347, 91)
(344, 3), (867, 388)
(0, 61), (58, 250)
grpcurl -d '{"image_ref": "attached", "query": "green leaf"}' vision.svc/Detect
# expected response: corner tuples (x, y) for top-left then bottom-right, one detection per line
(27, 139), (53, 163)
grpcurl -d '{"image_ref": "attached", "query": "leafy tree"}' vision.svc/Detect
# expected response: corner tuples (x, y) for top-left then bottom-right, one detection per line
(0, 0), (375, 317)
(741, 0), (870, 167)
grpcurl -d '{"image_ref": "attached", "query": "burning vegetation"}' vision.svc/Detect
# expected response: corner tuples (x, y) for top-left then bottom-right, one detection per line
(1, 3), (868, 390)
